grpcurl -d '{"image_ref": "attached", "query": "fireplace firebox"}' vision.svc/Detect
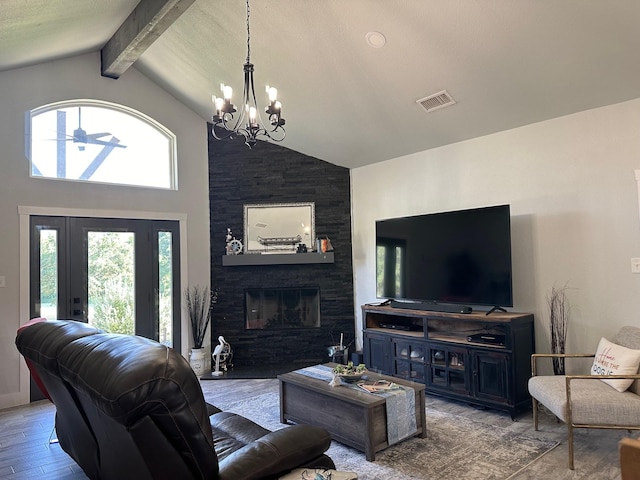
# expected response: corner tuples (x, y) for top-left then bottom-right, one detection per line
(245, 287), (320, 330)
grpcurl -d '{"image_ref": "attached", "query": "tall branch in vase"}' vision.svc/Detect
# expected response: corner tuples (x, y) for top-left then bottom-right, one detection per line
(547, 283), (570, 375)
(185, 285), (217, 349)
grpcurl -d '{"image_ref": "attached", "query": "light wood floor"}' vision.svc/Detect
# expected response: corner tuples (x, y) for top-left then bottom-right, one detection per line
(0, 378), (630, 479)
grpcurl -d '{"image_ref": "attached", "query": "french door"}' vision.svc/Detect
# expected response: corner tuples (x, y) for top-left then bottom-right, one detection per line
(29, 216), (181, 348)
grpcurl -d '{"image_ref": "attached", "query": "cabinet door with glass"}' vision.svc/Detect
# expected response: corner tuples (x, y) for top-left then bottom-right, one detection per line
(393, 338), (426, 382)
(426, 344), (469, 395)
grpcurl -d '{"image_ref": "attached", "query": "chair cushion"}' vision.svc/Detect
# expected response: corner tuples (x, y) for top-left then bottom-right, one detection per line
(613, 326), (640, 394)
(591, 337), (640, 392)
(210, 411), (271, 461)
(529, 375), (640, 425)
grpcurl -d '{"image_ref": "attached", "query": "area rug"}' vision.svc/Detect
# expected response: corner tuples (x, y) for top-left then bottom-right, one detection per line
(210, 392), (559, 480)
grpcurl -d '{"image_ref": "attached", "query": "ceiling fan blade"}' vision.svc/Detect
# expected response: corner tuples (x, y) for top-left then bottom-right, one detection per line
(85, 137), (127, 148)
(86, 132), (111, 140)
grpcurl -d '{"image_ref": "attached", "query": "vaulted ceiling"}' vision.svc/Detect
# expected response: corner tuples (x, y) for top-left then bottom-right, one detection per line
(3, 0), (640, 168)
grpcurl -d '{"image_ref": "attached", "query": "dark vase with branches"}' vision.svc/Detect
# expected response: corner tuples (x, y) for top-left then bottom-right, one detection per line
(547, 283), (570, 375)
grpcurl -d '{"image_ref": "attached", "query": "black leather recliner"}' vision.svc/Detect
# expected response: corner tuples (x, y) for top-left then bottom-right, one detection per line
(15, 320), (335, 480)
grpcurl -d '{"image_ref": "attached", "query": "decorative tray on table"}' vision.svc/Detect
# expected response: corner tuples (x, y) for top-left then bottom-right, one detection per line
(355, 379), (400, 393)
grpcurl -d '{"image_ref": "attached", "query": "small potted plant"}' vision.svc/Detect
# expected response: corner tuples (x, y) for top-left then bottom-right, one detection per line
(332, 361), (367, 382)
(184, 285), (217, 375)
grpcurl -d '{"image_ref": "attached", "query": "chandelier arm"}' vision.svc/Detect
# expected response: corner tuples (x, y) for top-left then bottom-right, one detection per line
(211, 125), (236, 141)
(218, 109), (244, 136)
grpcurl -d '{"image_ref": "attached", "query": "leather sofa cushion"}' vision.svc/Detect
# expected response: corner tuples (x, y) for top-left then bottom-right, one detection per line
(210, 411), (272, 460)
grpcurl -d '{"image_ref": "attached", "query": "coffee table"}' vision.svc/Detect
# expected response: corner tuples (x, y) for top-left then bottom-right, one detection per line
(278, 364), (426, 461)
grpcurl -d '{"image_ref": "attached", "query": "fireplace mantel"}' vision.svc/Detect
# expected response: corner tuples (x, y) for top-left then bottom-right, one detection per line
(222, 251), (334, 266)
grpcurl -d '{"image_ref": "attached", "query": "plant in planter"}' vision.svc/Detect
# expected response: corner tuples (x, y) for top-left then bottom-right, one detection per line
(547, 283), (571, 375)
(184, 285), (218, 375)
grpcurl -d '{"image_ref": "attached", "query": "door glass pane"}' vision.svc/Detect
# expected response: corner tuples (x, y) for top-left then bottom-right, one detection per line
(40, 229), (58, 320)
(87, 231), (135, 334)
(158, 231), (173, 347)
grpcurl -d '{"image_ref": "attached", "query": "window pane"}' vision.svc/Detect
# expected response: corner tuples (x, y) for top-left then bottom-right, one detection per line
(40, 229), (58, 320)
(87, 231), (135, 334)
(158, 231), (173, 347)
(28, 100), (176, 189)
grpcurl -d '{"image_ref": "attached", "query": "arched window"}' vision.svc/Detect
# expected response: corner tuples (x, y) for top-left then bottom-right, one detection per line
(27, 99), (177, 189)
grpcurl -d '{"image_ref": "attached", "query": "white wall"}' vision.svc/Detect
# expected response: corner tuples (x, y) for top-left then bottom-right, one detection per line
(0, 53), (211, 408)
(351, 98), (640, 365)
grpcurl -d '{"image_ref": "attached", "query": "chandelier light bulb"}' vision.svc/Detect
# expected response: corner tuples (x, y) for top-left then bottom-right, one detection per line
(221, 84), (233, 100)
(212, 95), (223, 110)
(266, 86), (278, 102)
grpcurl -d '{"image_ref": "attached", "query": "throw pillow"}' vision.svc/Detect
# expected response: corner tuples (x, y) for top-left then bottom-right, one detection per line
(591, 337), (640, 392)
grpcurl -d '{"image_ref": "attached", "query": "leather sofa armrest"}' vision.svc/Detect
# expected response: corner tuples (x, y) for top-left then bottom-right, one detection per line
(217, 425), (332, 480)
(206, 402), (222, 416)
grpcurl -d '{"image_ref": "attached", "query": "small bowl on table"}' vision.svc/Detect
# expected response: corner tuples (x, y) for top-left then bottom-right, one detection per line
(332, 362), (367, 383)
(335, 373), (365, 383)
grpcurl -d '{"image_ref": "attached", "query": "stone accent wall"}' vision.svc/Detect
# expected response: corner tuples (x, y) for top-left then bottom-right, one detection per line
(208, 130), (355, 367)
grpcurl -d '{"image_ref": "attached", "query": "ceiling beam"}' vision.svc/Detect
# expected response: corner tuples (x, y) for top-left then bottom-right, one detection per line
(101, 0), (195, 79)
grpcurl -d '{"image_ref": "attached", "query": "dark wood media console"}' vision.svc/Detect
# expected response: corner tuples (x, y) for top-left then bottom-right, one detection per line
(362, 305), (535, 418)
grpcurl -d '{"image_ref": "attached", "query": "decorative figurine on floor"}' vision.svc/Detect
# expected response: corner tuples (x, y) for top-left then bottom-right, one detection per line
(211, 335), (233, 375)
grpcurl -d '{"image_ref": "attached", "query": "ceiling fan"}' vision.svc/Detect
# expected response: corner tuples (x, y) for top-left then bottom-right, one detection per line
(61, 107), (127, 151)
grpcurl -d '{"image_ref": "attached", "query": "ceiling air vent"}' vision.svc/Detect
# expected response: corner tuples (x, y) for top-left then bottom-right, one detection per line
(416, 90), (456, 113)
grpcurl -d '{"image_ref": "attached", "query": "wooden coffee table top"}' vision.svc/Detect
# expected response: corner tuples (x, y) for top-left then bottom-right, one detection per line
(278, 363), (425, 405)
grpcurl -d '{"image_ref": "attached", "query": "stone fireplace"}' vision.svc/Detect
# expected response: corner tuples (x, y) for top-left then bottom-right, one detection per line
(245, 287), (320, 330)
(208, 134), (355, 368)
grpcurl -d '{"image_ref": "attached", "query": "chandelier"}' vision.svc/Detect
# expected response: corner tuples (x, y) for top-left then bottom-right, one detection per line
(211, 0), (285, 148)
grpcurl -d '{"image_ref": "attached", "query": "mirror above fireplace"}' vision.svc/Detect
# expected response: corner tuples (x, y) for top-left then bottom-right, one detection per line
(244, 202), (315, 253)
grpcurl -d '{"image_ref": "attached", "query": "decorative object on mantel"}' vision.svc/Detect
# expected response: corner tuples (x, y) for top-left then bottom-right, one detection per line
(211, 335), (233, 376)
(185, 285), (218, 376)
(316, 236), (333, 253)
(210, 0), (285, 148)
(547, 282), (571, 375)
(225, 228), (243, 255)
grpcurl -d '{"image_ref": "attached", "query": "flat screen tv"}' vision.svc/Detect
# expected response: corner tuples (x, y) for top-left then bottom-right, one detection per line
(376, 204), (513, 311)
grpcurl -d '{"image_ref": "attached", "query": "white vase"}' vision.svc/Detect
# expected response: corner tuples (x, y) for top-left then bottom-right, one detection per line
(189, 348), (207, 377)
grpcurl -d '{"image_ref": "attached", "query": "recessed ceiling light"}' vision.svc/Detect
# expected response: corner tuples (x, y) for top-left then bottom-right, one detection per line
(365, 31), (386, 48)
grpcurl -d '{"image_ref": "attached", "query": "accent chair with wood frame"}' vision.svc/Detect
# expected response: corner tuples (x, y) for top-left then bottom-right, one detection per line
(528, 326), (640, 470)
